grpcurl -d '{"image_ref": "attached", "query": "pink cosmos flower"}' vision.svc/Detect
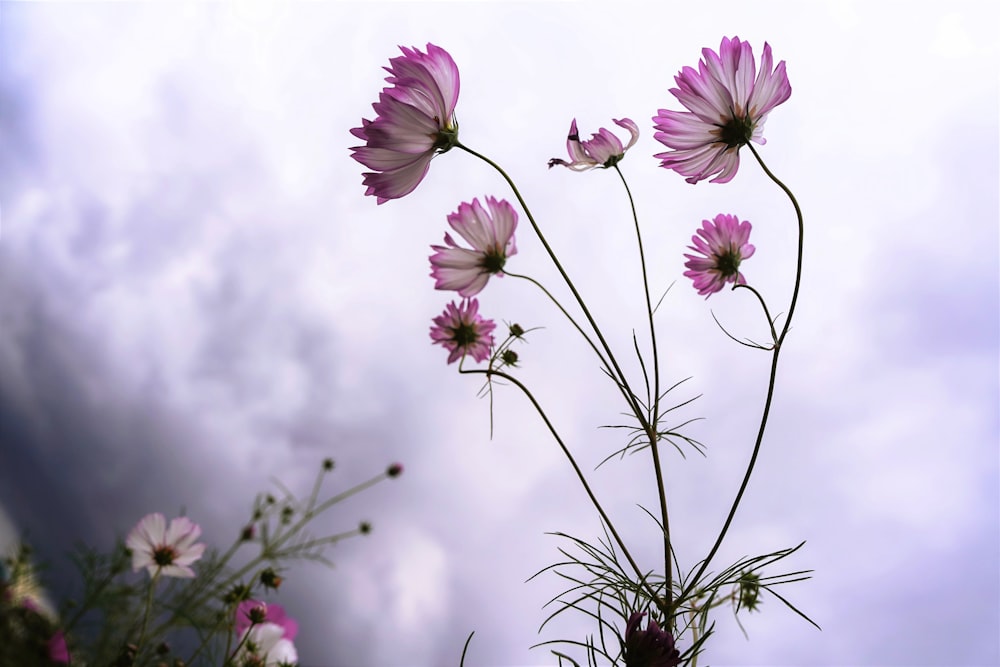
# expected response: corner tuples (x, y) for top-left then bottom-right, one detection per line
(350, 43), (460, 204)
(683, 214), (755, 297)
(653, 36), (791, 184)
(235, 623), (299, 667)
(429, 197), (518, 297)
(126, 513), (206, 579)
(235, 600), (299, 641)
(430, 298), (496, 364)
(548, 118), (640, 170)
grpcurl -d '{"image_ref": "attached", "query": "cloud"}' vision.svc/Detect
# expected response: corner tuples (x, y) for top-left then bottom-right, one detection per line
(1, 3), (997, 666)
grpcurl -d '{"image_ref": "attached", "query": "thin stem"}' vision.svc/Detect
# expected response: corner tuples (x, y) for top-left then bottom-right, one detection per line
(134, 571), (158, 659)
(505, 271), (612, 373)
(461, 365), (664, 610)
(682, 146), (804, 602)
(747, 143), (804, 346)
(732, 283), (778, 345)
(613, 164), (672, 615)
(455, 141), (648, 427)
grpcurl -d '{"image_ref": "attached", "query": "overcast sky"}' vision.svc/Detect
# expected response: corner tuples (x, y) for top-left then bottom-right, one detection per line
(1, 2), (998, 666)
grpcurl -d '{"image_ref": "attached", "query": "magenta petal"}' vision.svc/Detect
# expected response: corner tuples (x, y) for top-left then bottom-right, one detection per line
(683, 213), (755, 297)
(429, 197), (518, 297)
(654, 36), (791, 184)
(351, 44), (460, 203)
(549, 117), (640, 170)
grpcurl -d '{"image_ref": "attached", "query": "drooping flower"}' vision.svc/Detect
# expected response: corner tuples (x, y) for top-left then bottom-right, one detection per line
(126, 513), (206, 579)
(623, 612), (682, 667)
(683, 214), (755, 297)
(548, 118), (639, 170)
(430, 197), (518, 297)
(235, 600), (299, 641)
(653, 36), (791, 184)
(430, 298), (496, 364)
(350, 43), (460, 204)
(235, 622), (299, 667)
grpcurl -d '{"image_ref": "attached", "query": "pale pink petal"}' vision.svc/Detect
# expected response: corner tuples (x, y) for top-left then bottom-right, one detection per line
(351, 44), (460, 204)
(654, 37), (791, 184)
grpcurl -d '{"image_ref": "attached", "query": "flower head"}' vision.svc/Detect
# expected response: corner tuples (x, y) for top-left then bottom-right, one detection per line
(48, 630), (70, 664)
(430, 197), (518, 297)
(548, 118), (639, 170)
(683, 214), (755, 297)
(126, 513), (206, 579)
(350, 43), (460, 204)
(623, 612), (681, 667)
(235, 623), (298, 667)
(235, 601), (299, 641)
(430, 298), (496, 364)
(653, 36), (791, 184)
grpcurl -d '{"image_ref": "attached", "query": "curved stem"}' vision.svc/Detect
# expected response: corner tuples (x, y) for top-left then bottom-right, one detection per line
(747, 143), (804, 345)
(456, 142), (648, 428)
(614, 164), (672, 614)
(505, 271), (612, 374)
(461, 365), (663, 609)
(732, 283), (778, 345)
(682, 146), (804, 602)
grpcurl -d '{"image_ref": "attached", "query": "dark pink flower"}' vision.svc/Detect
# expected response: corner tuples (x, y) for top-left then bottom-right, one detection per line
(683, 214), (755, 297)
(430, 299), (496, 364)
(548, 118), (639, 170)
(126, 513), (206, 579)
(235, 600), (299, 641)
(653, 36), (791, 184)
(430, 197), (518, 297)
(351, 44), (460, 204)
(623, 612), (681, 667)
(48, 630), (70, 664)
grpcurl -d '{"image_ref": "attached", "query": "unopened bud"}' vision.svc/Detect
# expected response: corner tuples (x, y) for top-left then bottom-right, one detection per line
(386, 462), (403, 478)
(260, 568), (283, 590)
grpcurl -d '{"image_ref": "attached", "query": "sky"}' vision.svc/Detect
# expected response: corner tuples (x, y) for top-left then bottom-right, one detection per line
(1, 2), (998, 666)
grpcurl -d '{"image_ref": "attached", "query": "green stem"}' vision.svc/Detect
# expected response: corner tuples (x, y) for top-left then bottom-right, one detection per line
(613, 164), (672, 615)
(504, 271), (612, 373)
(460, 365), (663, 610)
(732, 283), (778, 345)
(455, 141), (648, 427)
(682, 146), (804, 603)
(134, 571), (158, 659)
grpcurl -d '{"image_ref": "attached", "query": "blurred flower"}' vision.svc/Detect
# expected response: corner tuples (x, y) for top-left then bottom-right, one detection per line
(683, 213), (755, 297)
(126, 513), (206, 579)
(623, 612), (681, 667)
(350, 43), (461, 204)
(47, 630), (69, 664)
(653, 36), (791, 184)
(430, 197), (518, 297)
(235, 622), (298, 667)
(430, 299), (496, 364)
(235, 600), (298, 641)
(548, 118), (639, 170)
